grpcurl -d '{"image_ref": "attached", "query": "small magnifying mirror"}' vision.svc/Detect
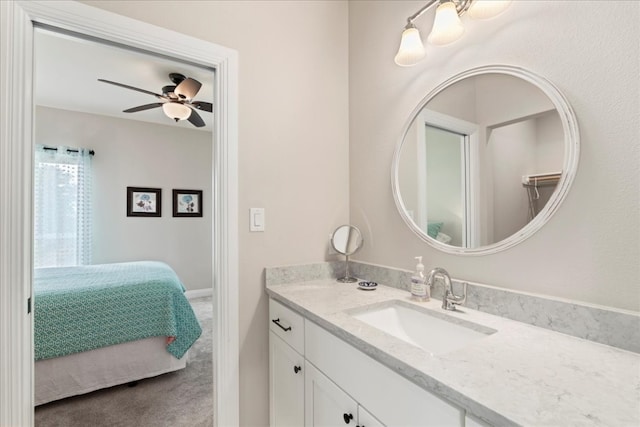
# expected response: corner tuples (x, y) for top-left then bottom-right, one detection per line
(331, 225), (364, 283)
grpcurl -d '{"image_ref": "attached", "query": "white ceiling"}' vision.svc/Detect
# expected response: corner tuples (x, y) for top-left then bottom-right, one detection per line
(34, 28), (214, 132)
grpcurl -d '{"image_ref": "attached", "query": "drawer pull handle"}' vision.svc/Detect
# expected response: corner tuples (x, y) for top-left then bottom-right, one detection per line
(293, 365), (301, 374)
(343, 413), (353, 424)
(272, 318), (292, 332)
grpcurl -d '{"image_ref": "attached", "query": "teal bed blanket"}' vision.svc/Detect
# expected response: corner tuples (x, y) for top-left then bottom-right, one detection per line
(34, 261), (202, 361)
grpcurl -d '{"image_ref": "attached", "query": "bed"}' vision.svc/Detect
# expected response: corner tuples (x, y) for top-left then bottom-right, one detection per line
(33, 261), (202, 405)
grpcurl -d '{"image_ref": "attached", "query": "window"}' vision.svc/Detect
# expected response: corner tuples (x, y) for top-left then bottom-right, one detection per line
(34, 145), (93, 268)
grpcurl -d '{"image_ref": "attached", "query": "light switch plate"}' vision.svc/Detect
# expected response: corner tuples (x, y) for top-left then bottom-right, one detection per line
(250, 208), (265, 232)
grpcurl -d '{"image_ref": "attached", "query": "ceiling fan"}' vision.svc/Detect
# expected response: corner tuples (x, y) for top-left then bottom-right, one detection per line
(98, 73), (212, 128)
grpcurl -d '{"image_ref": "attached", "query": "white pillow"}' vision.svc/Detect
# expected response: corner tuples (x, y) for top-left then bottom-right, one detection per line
(435, 232), (452, 244)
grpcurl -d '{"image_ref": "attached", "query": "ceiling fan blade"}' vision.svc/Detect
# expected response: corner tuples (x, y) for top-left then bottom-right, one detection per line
(169, 73), (186, 85)
(123, 103), (164, 113)
(190, 101), (213, 113)
(98, 79), (164, 99)
(187, 108), (206, 128)
(175, 78), (202, 100)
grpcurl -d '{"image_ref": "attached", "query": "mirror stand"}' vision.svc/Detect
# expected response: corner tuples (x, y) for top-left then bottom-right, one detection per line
(337, 254), (358, 283)
(331, 224), (364, 283)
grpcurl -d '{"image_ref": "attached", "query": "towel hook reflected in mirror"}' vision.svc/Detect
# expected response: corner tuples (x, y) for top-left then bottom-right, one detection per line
(331, 225), (364, 283)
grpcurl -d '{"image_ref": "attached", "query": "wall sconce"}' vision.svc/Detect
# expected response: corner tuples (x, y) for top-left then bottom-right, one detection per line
(394, 0), (511, 67)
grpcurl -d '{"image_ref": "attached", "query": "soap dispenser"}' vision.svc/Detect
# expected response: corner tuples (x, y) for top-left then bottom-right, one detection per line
(410, 256), (430, 302)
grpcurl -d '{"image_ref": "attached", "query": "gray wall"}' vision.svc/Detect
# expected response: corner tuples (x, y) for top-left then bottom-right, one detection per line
(75, 1), (639, 426)
(81, 2), (352, 425)
(35, 106), (213, 291)
(348, 1), (639, 311)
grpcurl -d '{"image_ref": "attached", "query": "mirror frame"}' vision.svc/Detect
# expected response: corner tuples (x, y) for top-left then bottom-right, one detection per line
(392, 65), (580, 255)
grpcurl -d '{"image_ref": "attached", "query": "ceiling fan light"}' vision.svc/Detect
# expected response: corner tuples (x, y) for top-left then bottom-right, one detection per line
(467, 0), (512, 20)
(162, 102), (191, 121)
(427, 1), (465, 46)
(175, 78), (201, 100)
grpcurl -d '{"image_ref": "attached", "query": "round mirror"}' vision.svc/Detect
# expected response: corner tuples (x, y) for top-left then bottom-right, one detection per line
(331, 225), (363, 282)
(331, 225), (363, 256)
(392, 65), (579, 255)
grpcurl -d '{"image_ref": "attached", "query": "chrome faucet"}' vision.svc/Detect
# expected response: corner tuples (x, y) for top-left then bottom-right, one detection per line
(426, 268), (468, 311)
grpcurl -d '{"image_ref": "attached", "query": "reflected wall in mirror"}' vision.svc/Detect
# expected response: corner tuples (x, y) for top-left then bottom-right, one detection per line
(393, 65), (579, 255)
(331, 225), (363, 282)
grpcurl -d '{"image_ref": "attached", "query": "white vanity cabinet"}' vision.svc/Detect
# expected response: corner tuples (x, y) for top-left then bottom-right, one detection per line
(465, 414), (491, 427)
(305, 320), (463, 427)
(269, 299), (305, 427)
(357, 406), (385, 427)
(305, 361), (383, 427)
(269, 297), (464, 427)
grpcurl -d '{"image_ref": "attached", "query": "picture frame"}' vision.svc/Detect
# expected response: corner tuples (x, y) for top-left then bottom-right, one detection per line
(127, 187), (162, 217)
(173, 189), (203, 217)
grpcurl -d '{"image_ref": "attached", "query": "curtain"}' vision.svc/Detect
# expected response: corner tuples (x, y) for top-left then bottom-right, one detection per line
(34, 145), (93, 268)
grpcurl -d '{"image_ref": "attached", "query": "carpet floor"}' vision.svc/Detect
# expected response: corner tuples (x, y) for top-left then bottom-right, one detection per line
(35, 296), (214, 427)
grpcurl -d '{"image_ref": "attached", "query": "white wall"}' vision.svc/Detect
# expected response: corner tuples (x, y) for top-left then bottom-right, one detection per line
(475, 74), (554, 127)
(349, 1), (639, 311)
(490, 112), (564, 242)
(489, 119), (537, 242)
(535, 112), (564, 171)
(81, 1), (351, 425)
(62, 1), (639, 425)
(35, 106), (213, 291)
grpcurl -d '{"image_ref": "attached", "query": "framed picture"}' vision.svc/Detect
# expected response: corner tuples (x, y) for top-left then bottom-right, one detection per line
(127, 187), (162, 217)
(173, 189), (203, 217)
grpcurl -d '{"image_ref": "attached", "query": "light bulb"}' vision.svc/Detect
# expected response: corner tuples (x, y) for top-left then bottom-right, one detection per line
(427, 1), (465, 46)
(394, 26), (426, 67)
(162, 102), (191, 121)
(468, 0), (512, 20)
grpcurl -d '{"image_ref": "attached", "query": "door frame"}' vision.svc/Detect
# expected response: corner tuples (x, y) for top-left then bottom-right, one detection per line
(417, 109), (480, 248)
(0, 1), (239, 426)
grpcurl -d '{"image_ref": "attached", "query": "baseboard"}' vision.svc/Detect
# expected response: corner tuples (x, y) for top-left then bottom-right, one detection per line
(185, 288), (213, 300)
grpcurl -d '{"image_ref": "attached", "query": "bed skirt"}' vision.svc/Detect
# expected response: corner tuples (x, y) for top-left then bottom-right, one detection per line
(35, 336), (187, 406)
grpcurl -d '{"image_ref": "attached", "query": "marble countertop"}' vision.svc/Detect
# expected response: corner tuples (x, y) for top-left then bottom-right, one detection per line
(266, 279), (640, 427)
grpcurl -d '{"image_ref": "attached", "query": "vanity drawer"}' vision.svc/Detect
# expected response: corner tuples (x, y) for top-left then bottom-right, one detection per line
(269, 299), (304, 354)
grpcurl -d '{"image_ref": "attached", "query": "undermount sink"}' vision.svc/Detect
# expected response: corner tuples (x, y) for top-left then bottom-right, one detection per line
(351, 301), (496, 355)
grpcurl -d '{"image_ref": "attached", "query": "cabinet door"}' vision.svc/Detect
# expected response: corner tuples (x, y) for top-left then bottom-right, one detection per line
(270, 332), (304, 427)
(305, 361), (358, 427)
(465, 414), (491, 427)
(358, 405), (385, 427)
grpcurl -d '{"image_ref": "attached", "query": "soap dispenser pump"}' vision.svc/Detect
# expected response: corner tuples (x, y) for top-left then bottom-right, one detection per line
(410, 256), (430, 302)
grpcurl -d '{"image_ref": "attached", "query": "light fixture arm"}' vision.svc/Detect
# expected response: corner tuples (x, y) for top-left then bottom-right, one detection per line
(405, 0), (439, 28)
(404, 0), (473, 28)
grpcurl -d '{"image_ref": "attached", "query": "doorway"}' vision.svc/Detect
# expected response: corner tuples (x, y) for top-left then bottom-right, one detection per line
(33, 25), (215, 423)
(0, 2), (238, 426)
(413, 109), (479, 248)
(424, 124), (468, 247)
